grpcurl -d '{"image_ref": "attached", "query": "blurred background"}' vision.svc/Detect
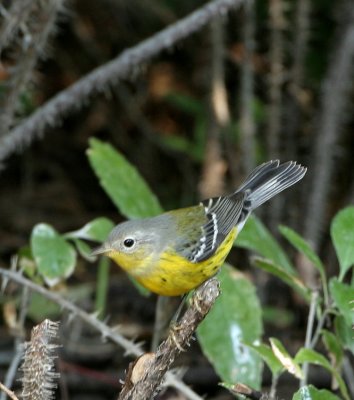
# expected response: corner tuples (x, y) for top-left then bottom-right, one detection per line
(0, 0), (354, 398)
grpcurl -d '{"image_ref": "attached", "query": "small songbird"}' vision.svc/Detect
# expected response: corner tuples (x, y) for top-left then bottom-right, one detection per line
(92, 160), (306, 296)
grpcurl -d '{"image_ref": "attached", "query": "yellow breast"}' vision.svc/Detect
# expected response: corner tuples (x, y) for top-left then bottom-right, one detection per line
(134, 227), (238, 296)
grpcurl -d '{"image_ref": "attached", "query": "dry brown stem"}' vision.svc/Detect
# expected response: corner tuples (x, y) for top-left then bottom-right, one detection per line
(118, 278), (220, 400)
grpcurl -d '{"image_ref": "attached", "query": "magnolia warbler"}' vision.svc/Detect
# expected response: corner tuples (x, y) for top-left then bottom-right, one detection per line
(92, 160), (306, 296)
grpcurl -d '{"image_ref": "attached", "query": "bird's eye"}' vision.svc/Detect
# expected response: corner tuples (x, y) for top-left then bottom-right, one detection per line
(123, 238), (135, 248)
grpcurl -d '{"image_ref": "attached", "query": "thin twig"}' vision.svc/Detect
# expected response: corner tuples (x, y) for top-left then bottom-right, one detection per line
(0, 266), (143, 356)
(269, 372), (279, 399)
(0, 0), (244, 165)
(0, 382), (19, 400)
(300, 290), (319, 387)
(0, 286), (30, 400)
(118, 278), (220, 400)
(0, 267), (204, 400)
(0, 352), (22, 400)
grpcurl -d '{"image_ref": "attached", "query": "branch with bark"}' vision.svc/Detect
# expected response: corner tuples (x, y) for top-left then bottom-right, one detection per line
(0, 0), (244, 165)
(118, 278), (220, 399)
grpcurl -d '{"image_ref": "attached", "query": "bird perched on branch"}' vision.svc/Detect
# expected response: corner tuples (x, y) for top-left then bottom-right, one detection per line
(92, 160), (306, 296)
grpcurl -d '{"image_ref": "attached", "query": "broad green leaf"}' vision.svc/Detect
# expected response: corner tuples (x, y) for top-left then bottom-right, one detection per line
(330, 278), (354, 325)
(279, 226), (326, 280)
(87, 139), (162, 219)
(331, 206), (354, 280)
(31, 223), (76, 286)
(244, 342), (283, 376)
(321, 329), (343, 368)
(334, 315), (354, 355)
(293, 385), (341, 400)
(236, 216), (294, 273)
(269, 337), (302, 379)
(66, 217), (114, 242)
(295, 348), (349, 400)
(198, 265), (263, 389)
(253, 257), (310, 301)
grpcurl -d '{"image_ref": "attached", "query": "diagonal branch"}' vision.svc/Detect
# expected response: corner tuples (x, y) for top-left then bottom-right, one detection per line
(0, 0), (244, 165)
(0, 267), (204, 400)
(118, 278), (220, 399)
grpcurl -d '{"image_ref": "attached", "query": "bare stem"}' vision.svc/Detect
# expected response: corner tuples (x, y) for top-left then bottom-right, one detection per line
(300, 290), (318, 387)
(0, 382), (19, 400)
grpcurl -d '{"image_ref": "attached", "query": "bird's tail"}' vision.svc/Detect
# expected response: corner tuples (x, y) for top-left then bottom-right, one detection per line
(235, 160), (306, 210)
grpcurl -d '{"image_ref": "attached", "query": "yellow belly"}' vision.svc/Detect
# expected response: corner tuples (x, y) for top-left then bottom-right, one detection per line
(135, 227), (238, 296)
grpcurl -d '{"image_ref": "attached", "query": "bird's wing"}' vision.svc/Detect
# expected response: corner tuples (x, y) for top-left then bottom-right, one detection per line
(173, 192), (245, 263)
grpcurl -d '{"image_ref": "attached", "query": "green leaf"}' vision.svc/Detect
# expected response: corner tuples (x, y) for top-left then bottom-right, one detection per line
(279, 226), (326, 281)
(330, 278), (354, 326)
(293, 385), (342, 400)
(295, 348), (349, 400)
(269, 337), (302, 379)
(66, 217), (115, 242)
(87, 139), (162, 219)
(334, 315), (354, 355)
(31, 223), (76, 286)
(198, 265), (263, 389)
(331, 206), (354, 280)
(321, 329), (343, 368)
(253, 257), (310, 301)
(236, 216), (294, 273)
(244, 342), (283, 376)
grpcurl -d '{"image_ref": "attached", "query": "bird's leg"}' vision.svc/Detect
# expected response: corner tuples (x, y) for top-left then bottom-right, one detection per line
(170, 293), (188, 325)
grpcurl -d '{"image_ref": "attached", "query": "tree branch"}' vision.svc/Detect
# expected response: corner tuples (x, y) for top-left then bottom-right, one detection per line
(0, 0), (244, 165)
(118, 278), (220, 400)
(0, 266), (206, 400)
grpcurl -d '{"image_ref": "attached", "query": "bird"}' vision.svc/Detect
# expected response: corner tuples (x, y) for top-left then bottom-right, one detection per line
(92, 160), (306, 296)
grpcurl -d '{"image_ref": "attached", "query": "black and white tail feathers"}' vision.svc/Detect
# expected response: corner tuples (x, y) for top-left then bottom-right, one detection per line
(189, 160), (306, 263)
(234, 160), (306, 211)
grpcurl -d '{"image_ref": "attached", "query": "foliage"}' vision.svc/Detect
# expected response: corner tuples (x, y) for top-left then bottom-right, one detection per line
(20, 141), (354, 398)
(198, 265), (263, 389)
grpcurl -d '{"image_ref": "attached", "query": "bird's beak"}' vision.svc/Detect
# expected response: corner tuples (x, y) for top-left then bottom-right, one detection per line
(91, 244), (109, 257)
